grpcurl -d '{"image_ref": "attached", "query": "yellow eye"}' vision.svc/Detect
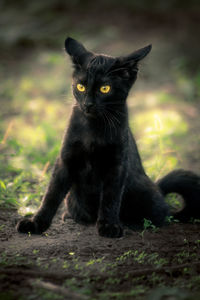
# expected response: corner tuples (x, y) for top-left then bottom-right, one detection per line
(100, 85), (111, 94)
(77, 83), (86, 92)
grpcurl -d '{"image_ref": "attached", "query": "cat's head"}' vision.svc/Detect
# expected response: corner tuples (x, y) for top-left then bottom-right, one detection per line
(65, 37), (151, 117)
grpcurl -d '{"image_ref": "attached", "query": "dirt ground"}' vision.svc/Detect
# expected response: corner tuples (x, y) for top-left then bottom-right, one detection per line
(1, 206), (200, 300)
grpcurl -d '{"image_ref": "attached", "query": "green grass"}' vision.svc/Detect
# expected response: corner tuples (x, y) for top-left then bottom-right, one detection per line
(0, 50), (72, 212)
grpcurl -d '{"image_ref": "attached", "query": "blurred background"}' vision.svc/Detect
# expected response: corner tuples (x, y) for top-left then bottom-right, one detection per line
(0, 0), (200, 212)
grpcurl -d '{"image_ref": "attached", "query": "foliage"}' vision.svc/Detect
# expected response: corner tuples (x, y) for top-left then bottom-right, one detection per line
(0, 50), (71, 212)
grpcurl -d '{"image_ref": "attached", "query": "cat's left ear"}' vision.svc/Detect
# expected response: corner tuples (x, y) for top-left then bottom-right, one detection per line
(65, 37), (93, 67)
(124, 44), (152, 63)
(110, 44), (152, 79)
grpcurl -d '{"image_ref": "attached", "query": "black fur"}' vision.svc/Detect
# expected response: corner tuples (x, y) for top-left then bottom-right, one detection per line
(17, 38), (200, 238)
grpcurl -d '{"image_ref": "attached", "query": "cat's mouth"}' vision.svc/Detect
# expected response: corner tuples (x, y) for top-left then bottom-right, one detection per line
(83, 110), (96, 118)
(81, 104), (97, 117)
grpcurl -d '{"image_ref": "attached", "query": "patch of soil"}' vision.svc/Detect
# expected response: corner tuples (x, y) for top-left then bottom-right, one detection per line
(0, 208), (200, 300)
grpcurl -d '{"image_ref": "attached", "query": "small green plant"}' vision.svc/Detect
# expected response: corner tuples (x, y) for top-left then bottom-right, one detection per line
(174, 250), (191, 264)
(64, 277), (79, 290)
(104, 277), (120, 285)
(86, 256), (105, 266)
(147, 253), (168, 267)
(134, 251), (148, 264)
(36, 257), (41, 267)
(141, 218), (158, 237)
(186, 275), (200, 289)
(0, 252), (8, 266)
(128, 285), (147, 296)
(195, 239), (200, 246)
(149, 272), (162, 285)
(0, 224), (5, 231)
(191, 218), (200, 224)
(62, 261), (70, 269)
(165, 193), (183, 211)
(116, 250), (135, 262)
(0, 180), (6, 190)
(0, 252), (31, 267)
(165, 215), (179, 224)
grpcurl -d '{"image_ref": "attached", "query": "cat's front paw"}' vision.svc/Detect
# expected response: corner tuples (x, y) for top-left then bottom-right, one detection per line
(97, 221), (123, 238)
(16, 218), (42, 234)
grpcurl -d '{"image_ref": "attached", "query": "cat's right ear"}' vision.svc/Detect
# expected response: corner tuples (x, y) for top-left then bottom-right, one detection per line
(65, 37), (93, 67)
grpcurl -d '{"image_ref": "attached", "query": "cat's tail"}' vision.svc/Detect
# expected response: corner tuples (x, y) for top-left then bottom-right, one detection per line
(156, 169), (200, 221)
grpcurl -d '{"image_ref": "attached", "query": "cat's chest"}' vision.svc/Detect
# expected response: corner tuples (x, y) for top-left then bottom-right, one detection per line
(68, 139), (121, 178)
(85, 140), (120, 164)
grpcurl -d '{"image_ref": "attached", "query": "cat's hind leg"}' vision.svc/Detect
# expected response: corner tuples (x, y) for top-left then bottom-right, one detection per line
(120, 177), (170, 228)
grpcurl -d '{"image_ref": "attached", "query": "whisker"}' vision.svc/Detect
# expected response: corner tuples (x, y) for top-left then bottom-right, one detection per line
(98, 110), (107, 137)
(103, 109), (113, 140)
(106, 110), (121, 126)
(105, 110), (118, 137)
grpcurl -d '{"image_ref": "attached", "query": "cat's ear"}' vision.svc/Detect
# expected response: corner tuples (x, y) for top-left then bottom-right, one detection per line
(124, 44), (152, 63)
(109, 44), (152, 79)
(65, 37), (93, 67)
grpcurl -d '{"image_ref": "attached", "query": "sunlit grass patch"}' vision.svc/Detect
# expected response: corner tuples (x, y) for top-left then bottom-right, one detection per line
(165, 193), (183, 212)
(157, 92), (182, 104)
(0, 50), (73, 210)
(173, 67), (200, 102)
(130, 105), (188, 180)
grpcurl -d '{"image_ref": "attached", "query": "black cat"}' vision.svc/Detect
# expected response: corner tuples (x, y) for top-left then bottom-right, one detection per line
(17, 37), (200, 238)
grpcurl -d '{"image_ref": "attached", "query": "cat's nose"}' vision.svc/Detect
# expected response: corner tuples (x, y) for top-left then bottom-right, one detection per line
(84, 102), (94, 113)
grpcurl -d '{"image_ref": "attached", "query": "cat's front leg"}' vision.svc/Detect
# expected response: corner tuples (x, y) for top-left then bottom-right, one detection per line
(97, 168), (125, 238)
(17, 157), (71, 234)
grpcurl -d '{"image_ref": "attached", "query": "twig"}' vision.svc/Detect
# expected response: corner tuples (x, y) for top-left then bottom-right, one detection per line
(123, 261), (200, 278)
(30, 280), (88, 300)
(1, 121), (14, 145)
(39, 161), (50, 181)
